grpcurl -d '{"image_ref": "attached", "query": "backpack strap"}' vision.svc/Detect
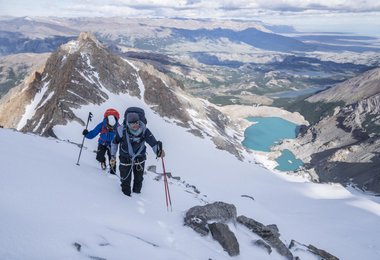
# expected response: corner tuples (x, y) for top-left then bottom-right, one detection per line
(125, 132), (146, 161)
(122, 126), (146, 162)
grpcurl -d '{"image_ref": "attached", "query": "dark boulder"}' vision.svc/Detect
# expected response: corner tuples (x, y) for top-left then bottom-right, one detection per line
(209, 222), (239, 256)
(237, 215), (293, 260)
(184, 201), (237, 236)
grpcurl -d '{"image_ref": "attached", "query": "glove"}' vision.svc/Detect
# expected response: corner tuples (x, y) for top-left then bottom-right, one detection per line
(156, 141), (164, 158)
(110, 157), (116, 168)
(157, 149), (165, 158)
(82, 129), (89, 136)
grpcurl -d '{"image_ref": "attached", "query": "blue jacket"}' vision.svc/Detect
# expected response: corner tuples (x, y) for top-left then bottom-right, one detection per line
(85, 119), (119, 146)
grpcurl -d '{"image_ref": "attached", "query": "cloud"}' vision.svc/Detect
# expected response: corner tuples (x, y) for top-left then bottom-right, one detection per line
(2, 0), (380, 19)
(253, 0), (380, 12)
(60, 0), (380, 17)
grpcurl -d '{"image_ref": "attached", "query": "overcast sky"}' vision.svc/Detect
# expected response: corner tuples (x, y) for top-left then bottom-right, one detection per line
(1, 0), (380, 36)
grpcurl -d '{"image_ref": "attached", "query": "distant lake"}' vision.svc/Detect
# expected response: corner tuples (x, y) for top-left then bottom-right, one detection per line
(266, 85), (329, 99)
(242, 117), (303, 171)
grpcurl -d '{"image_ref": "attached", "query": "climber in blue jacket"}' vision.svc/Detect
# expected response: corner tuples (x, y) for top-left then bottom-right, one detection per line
(82, 108), (120, 174)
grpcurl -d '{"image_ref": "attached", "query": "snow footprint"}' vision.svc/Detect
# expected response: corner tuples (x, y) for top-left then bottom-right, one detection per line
(136, 200), (145, 214)
(157, 221), (175, 246)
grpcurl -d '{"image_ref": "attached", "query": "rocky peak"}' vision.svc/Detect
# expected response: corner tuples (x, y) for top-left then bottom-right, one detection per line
(60, 31), (104, 55)
(78, 31), (96, 42)
(0, 32), (140, 136)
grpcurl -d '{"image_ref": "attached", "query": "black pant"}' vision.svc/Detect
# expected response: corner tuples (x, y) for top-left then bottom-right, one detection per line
(96, 144), (116, 174)
(119, 156), (145, 196)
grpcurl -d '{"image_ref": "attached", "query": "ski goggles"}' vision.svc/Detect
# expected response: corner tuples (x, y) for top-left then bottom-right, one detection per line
(128, 121), (140, 127)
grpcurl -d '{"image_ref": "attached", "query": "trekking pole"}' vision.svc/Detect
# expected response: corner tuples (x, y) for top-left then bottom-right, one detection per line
(76, 112), (93, 166)
(161, 157), (172, 211)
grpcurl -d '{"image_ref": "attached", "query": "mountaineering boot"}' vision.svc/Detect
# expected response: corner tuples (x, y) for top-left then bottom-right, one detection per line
(132, 186), (141, 194)
(122, 187), (131, 197)
(110, 164), (116, 175)
(101, 162), (106, 170)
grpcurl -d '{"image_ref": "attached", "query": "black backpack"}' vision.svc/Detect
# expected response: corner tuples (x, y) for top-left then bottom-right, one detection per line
(124, 107), (147, 125)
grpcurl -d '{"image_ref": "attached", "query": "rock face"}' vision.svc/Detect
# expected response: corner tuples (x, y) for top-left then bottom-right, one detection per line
(275, 67), (380, 194)
(307, 67), (380, 104)
(139, 68), (191, 125)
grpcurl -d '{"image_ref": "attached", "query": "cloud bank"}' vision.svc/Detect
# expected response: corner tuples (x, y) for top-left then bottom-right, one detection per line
(1, 0), (379, 36)
(64, 0), (380, 18)
(2, 0), (380, 18)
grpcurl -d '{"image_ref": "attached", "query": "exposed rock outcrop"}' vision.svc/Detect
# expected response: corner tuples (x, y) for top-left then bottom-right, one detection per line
(184, 201), (237, 236)
(237, 215), (293, 259)
(289, 240), (339, 260)
(185, 202), (337, 258)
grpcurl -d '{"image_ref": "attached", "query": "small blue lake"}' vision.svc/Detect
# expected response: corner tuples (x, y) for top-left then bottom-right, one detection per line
(242, 117), (303, 171)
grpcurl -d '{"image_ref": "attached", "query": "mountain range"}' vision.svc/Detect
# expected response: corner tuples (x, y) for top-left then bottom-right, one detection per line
(1, 16), (379, 107)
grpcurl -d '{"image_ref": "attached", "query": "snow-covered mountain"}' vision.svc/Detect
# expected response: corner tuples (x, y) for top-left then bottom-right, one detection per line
(0, 32), (246, 158)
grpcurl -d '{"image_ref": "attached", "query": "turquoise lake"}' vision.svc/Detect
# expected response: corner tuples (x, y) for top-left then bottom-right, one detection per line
(242, 117), (303, 171)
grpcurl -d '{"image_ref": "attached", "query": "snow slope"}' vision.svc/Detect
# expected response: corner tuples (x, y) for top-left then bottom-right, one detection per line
(1, 52), (380, 260)
(1, 116), (380, 259)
